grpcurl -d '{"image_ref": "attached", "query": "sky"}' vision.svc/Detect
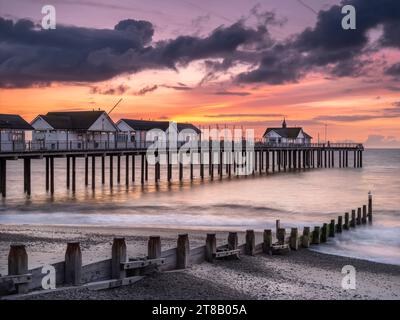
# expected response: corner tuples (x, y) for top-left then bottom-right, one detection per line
(0, 0), (399, 147)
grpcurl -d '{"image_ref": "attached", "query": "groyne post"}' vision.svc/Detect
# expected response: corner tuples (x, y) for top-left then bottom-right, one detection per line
(344, 212), (350, 230)
(277, 228), (286, 245)
(177, 234), (190, 269)
(362, 205), (367, 224)
(301, 227), (310, 248)
(245, 230), (256, 256)
(112, 238), (127, 279)
(65, 242), (82, 286)
(357, 207), (362, 225)
(312, 226), (320, 244)
(205, 234), (216, 262)
(329, 219), (335, 237)
(320, 223), (328, 243)
(289, 228), (299, 250)
(337, 216), (343, 233)
(148, 236), (161, 259)
(368, 192), (373, 223)
(228, 232), (238, 250)
(8, 244), (29, 294)
(263, 229), (272, 254)
(350, 210), (356, 228)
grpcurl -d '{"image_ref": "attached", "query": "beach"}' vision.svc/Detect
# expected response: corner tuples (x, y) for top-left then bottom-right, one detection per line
(1, 224), (399, 300)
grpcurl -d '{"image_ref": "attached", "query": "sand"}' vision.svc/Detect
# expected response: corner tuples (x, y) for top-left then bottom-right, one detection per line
(1, 224), (399, 300)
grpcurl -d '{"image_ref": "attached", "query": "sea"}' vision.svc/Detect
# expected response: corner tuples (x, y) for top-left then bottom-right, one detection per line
(0, 149), (399, 266)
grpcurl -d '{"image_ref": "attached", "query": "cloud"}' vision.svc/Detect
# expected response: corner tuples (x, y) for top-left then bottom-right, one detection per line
(213, 91), (251, 96)
(90, 84), (129, 95)
(205, 113), (283, 118)
(133, 85), (158, 96)
(0, 17), (271, 88)
(365, 135), (400, 148)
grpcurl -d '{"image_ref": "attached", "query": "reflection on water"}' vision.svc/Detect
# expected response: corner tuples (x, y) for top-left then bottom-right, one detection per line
(0, 149), (399, 265)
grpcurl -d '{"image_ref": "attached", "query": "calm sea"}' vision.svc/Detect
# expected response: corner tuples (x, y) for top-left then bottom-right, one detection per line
(0, 149), (399, 265)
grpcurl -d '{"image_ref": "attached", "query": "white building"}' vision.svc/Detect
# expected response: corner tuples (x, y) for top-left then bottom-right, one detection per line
(0, 114), (33, 152)
(116, 119), (201, 148)
(263, 119), (312, 145)
(31, 111), (119, 150)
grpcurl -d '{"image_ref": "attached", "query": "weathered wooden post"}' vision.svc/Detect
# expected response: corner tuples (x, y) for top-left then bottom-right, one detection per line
(312, 226), (321, 244)
(368, 191), (373, 223)
(289, 228), (299, 250)
(357, 207), (362, 225)
(245, 230), (256, 256)
(350, 210), (356, 228)
(337, 216), (343, 233)
(263, 229), (272, 254)
(148, 236), (161, 259)
(277, 228), (286, 245)
(329, 219), (335, 237)
(177, 234), (190, 269)
(8, 244), (29, 294)
(228, 232), (238, 250)
(301, 227), (310, 248)
(112, 237), (127, 279)
(205, 234), (216, 262)
(65, 242), (82, 285)
(275, 219), (280, 236)
(344, 212), (350, 230)
(362, 205), (367, 224)
(320, 224), (328, 243)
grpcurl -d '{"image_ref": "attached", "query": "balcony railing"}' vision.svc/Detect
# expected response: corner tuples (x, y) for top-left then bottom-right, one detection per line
(0, 140), (364, 153)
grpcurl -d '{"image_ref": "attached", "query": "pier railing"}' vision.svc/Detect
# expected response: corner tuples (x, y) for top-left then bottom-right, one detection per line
(0, 140), (364, 153)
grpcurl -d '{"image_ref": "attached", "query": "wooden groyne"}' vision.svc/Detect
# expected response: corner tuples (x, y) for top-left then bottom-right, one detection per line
(0, 143), (364, 198)
(0, 193), (373, 297)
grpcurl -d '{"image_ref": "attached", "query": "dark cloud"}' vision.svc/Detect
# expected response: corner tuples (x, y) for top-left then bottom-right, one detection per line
(237, 0), (400, 84)
(90, 84), (129, 95)
(0, 17), (270, 88)
(385, 63), (400, 78)
(133, 85), (158, 96)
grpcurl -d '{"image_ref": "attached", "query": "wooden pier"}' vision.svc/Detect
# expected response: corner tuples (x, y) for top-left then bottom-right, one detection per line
(0, 142), (364, 197)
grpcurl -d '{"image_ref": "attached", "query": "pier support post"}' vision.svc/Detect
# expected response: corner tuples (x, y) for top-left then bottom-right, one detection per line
(111, 238), (126, 279)
(148, 236), (161, 259)
(245, 230), (255, 256)
(8, 244), (29, 294)
(117, 155), (121, 183)
(91, 156), (96, 191)
(141, 154), (145, 185)
(65, 242), (82, 286)
(45, 157), (49, 192)
(66, 156), (70, 189)
(205, 234), (216, 262)
(350, 210), (356, 228)
(301, 227), (310, 248)
(362, 205), (367, 224)
(72, 157), (76, 193)
(320, 223), (328, 243)
(263, 229), (272, 254)
(344, 212), (350, 230)
(368, 192), (373, 223)
(50, 157), (54, 195)
(85, 156), (89, 186)
(228, 232), (238, 250)
(132, 154), (135, 182)
(0, 159), (5, 197)
(329, 220), (335, 237)
(125, 155), (129, 186)
(312, 227), (320, 244)
(337, 216), (343, 233)
(357, 207), (362, 225)
(101, 155), (105, 185)
(289, 228), (299, 250)
(277, 228), (286, 245)
(23, 158), (31, 196)
(177, 234), (190, 269)
(110, 155), (114, 187)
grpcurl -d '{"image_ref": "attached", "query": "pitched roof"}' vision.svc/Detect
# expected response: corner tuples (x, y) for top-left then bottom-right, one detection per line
(39, 111), (109, 130)
(263, 127), (312, 139)
(120, 119), (201, 133)
(0, 114), (33, 130)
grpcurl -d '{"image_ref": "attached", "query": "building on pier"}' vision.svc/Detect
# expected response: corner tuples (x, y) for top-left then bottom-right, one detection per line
(263, 119), (312, 145)
(116, 119), (201, 148)
(31, 111), (119, 150)
(0, 114), (33, 152)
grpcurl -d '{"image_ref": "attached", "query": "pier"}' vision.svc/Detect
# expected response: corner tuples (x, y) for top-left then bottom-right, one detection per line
(0, 142), (364, 197)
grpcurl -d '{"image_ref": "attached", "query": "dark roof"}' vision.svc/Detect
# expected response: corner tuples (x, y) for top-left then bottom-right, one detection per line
(263, 127), (312, 139)
(120, 119), (201, 133)
(0, 114), (33, 130)
(38, 111), (109, 130)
